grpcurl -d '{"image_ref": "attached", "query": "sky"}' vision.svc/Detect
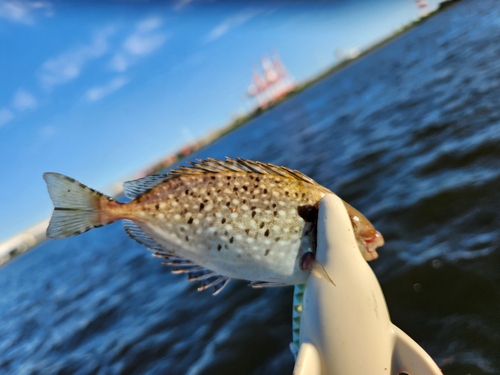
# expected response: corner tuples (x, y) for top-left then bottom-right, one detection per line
(0, 0), (442, 243)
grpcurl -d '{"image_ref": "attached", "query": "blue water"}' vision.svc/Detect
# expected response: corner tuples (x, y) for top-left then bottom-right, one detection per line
(2, 1), (500, 373)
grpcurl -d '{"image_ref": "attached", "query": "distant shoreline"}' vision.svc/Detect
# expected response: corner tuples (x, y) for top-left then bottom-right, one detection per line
(0, 0), (461, 267)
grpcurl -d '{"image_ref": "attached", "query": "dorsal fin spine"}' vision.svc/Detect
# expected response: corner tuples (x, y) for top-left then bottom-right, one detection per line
(123, 175), (168, 199)
(122, 158), (319, 200)
(169, 157), (319, 185)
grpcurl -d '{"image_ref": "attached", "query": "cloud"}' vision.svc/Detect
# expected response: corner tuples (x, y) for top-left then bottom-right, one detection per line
(39, 125), (55, 138)
(0, 88), (37, 128)
(12, 89), (37, 111)
(109, 16), (167, 73)
(172, 0), (193, 11)
(123, 33), (166, 56)
(0, 0), (53, 24)
(109, 53), (129, 73)
(0, 108), (14, 127)
(38, 26), (115, 89)
(205, 9), (260, 43)
(86, 76), (129, 102)
(136, 16), (162, 33)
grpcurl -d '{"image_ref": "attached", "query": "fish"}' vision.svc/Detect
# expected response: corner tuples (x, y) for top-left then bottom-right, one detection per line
(43, 158), (384, 295)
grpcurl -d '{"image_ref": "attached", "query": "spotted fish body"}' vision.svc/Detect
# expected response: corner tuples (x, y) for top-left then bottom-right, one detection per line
(126, 165), (328, 284)
(44, 158), (383, 294)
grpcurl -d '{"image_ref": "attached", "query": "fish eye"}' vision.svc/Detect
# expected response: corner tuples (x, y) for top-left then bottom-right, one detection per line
(351, 215), (360, 232)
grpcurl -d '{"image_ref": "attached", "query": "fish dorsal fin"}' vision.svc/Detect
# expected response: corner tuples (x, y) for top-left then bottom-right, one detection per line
(154, 255), (231, 295)
(170, 157), (319, 185)
(122, 220), (169, 253)
(123, 158), (320, 200)
(123, 174), (169, 199)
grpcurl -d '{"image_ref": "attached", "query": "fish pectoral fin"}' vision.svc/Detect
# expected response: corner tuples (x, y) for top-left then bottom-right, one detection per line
(301, 252), (335, 286)
(123, 220), (170, 254)
(249, 281), (291, 288)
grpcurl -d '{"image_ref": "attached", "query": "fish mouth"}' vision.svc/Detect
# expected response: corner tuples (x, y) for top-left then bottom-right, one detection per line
(362, 230), (384, 260)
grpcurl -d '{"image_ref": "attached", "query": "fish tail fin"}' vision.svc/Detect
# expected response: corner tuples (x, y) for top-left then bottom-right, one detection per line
(43, 172), (115, 239)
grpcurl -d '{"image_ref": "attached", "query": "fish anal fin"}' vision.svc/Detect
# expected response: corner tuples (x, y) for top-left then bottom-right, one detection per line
(197, 275), (231, 295)
(122, 220), (169, 254)
(122, 217), (230, 296)
(212, 277), (231, 295)
(169, 264), (230, 295)
(144, 247), (231, 296)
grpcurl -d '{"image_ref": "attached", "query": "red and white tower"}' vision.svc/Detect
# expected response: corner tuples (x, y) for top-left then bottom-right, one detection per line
(246, 51), (296, 109)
